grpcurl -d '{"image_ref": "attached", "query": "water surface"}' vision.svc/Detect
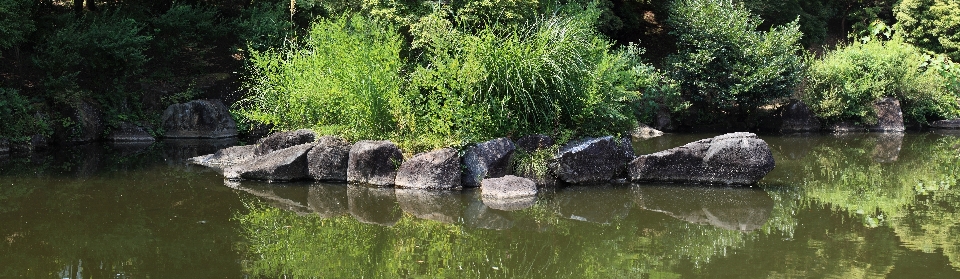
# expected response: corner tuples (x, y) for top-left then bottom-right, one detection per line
(2, 133), (959, 278)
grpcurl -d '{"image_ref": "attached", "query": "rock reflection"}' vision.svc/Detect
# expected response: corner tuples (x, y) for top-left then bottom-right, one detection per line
(347, 185), (402, 226)
(482, 194), (536, 211)
(395, 188), (465, 224)
(464, 198), (514, 230)
(872, 133), (904, 163)
(226, 180), (313, 215)
(633, 185), (774, 232)
(307, 183), (349, 218)
(555, 186), (632, 224)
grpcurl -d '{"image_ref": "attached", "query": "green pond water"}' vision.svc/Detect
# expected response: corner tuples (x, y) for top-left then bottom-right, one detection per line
(2, 132), (960, 278)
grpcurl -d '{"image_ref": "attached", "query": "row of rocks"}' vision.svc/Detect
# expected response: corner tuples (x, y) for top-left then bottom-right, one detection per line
(191, 130), (777, 201)
(775, 97), (960, 133)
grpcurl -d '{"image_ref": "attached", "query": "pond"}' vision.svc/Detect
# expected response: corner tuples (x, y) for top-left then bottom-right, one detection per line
(2, 132), (960, 278)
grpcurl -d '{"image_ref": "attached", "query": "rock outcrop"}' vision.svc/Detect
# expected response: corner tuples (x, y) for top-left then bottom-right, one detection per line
(481, 175), (537, 211)
(306, 136), (351, 182)
(161, 99), (237, 138)
(347, 140), (403, 186)
(107, 122), (155, 142)
(225, 143), (314, 182)
(549, 136), (634, 184)
(779, 100), (821, 133)
(395, 148), (461, 190)
(254, 129), (317, 156)
(461, 138), (516, 187)
(871, 97), (905, 132)
(629, 132), (775, 185)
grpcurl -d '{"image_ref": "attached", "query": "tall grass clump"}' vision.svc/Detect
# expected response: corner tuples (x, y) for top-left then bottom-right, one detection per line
(405, 6), (639, 147)
(802, 35), (960, 125)
(236, 14), (403, 140)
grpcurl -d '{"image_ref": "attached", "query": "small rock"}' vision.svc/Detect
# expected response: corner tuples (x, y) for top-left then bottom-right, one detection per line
(461, 138), (516, 187)
(548, 136), (634, 184)
(347, 140), (403, 186)
(481, 175), (537, 211)
(161, 99), (238, 138)
(255, 129), (317, 156)
(307, 136), (351, 182)
(931, 119), (960, 129)
(395, 148), (461, 190)
(629, 132), (775, 185)
(107, 122), (155, 142)
(631, 123), (664, 139)
(225, 143), (314, 182)
(188, 144), (257, 168)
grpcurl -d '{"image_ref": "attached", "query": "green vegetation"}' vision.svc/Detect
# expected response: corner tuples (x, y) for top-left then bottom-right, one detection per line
(802, 35), (960, 125)
(895, 0), (960, 61)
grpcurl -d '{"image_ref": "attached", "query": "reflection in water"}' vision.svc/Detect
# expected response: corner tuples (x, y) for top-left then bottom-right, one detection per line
(225, 180), (312, 215)
(555, 186), (632, 224)
(481, 193), (536, 211)
(464, 198), (514, 230)
(634, 185), (774, 232)
(348, 185), (402, 226)
(307, 183), (348, 218)
(395, 188), (465, 224)
(872, 133), (904, 162)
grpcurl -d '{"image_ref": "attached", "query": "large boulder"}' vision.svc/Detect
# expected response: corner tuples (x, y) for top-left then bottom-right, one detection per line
(931, 119), (960, 129)
(225, 143), (314, 182)
(255, 129), (317, 156)
(307, 136), (351, 182)
(629, 132), (775, 185)
(188, 144), (257, 168)
(161, 99), (237, 138)
(871, 97), (905, 132)
(779, 100), (821, 133)
(395, 148), (461, 190)
(347, 140), (403, 186)
(106, 122), (155, 142)
(548, 136), (634, 184)
(481, 175), (537, 211)
(461, 138), (516, 187)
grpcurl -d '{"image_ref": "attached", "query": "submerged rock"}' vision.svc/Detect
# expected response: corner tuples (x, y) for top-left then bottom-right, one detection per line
(629, 132), (775, 185)
(481, 175), (537, 211)
(188, 144), (257, 169)
(161, 99), (237, 138)
(395, 148), (461, 190)
(225, 143), (314, 182)
(107, 122), (155, 142)
(255, 129), (317, 156)
(461, 137), (516, 187)
(347, 140), (403, 186)
(549, 136), (634, 184)
(871, 97), (905, 132)
(307, 136), (351, 182)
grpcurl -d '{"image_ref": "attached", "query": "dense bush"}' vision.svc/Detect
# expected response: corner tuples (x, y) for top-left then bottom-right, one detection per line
(34, 11), (151, 107)
(895, 0), (960, 61)
(0, 0), (34, 56)
(0, 88), (50, 142)
(406, 6), (639, 146)
(666, 0), (804, 121)
(236, 14), (403, 141)
(149, 3), (230, 76)
(802, 37), (960, 124)
(237, 2), (292, 52)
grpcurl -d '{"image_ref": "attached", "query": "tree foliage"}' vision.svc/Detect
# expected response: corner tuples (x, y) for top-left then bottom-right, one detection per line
(895, 0), (960, 61)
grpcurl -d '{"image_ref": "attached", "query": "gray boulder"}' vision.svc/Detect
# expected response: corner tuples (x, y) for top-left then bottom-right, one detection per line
(931, 119), (960, 129)
(481, 175), (537, 211)
(225, 143), (314, 182)
(396, 188), (465, 224)
(107, 122), (155, 142)
(871, 97), (905, 132)
(188, 144), (257, 168)
(395, 148), (461, 190)
(629, 132), (775, 185)
(548, 136), (634, 184)
(307, 136), (351, 182)
(161, 99), (237, 138)
(461, 138), (516, 187)
(347, 140), (403, 186)
(779, 100), (821, 133)
(255, 129), (317, 156)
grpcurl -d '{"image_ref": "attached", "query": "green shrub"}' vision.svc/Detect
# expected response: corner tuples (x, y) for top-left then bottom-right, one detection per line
(34, 11), (151, 106)
(895, 0), (960, 61)
(666, 0), (804, 120)
(237, 2), (292, 52)
(0, 88), (50, 142)
(236, 14), (403, 141)
(406, 6), (639, 146)
(149, 3), (229, 75)
(0, 0), (34, 56)
(802, 37), (960, 124)
(631, 57), (686, 125)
